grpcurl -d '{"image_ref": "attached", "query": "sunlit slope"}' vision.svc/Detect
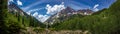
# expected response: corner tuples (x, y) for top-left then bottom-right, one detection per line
(53, 0), (120, 34)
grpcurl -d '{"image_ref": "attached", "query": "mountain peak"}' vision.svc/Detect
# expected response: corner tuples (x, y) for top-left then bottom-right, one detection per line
(45, 6), (94, 24)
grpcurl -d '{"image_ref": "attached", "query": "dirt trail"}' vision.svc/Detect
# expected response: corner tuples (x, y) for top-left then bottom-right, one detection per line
(20, 27), (90, 34)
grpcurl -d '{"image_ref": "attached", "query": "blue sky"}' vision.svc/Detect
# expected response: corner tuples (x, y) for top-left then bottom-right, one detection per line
(8, 0), (116, 22)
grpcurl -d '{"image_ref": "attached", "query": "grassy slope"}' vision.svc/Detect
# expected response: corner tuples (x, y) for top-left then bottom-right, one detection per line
(53, 0), (120, 34)
(0, 0), (45, 34)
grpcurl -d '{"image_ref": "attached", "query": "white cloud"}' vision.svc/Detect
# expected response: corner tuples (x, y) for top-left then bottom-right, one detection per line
(28, 8), (43, 13)
(26, 12), (30, 15)
(46, 2), (65, 15)
(33, 12), (39, 17)
(31, 12), (50, 22)
(93, 4), (99, 9)
(26, 8), (50, 22)
(93, 8), (99, 11)
(93, 4), (99, 11)
(26, 8), (43, 15)
(17, 0), (22, 6)
(26, 2), (65, 23)
(37, 14), (50, 22)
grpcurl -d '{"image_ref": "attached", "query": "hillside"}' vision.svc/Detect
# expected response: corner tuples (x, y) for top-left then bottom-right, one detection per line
(0, 0), (45, 34)
(52, 0), (120, 34)
(45, 7), (93, 25)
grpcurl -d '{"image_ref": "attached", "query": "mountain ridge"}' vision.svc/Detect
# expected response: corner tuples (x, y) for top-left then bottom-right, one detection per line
(45, 6), (94, 24)
(52, 0), (120, 34)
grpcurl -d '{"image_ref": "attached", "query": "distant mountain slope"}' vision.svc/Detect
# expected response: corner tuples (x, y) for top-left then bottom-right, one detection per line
(45, 7), (93, 25)
(0, 0), (46, 34)
(52, 0), (120, 34)
(8, 2), (45, 27)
